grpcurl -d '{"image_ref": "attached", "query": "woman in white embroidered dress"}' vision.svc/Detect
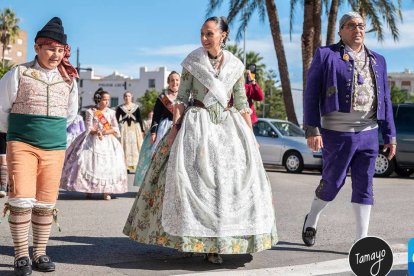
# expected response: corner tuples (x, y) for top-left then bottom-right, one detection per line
(61, 90), (128, 200)
(116, 91), (144, 172)
(123, 16), (277, 264)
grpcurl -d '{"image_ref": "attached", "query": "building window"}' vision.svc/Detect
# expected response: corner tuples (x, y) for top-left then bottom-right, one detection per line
(17, 39), (23, 45)
(16, 51), (22, 57)
(110, 97), (119, 107)
(148, 79), (156, 89)
(401, 80), (411, 92)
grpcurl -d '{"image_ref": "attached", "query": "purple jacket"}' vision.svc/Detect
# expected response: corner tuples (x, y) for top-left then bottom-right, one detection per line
(303, 42), (396, 144)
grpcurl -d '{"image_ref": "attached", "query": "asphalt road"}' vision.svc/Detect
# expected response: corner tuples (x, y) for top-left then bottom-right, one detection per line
(0, 169), (412, 275)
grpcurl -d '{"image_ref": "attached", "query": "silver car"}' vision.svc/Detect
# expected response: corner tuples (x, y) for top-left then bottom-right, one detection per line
(253, 118), (322, 173)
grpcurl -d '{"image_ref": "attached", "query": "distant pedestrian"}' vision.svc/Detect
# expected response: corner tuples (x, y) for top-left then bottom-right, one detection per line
(61, 90), (128, 200)
(0, 17), (79, 275)
(301, 12), (396, 247)
(116, 91), (144, 172)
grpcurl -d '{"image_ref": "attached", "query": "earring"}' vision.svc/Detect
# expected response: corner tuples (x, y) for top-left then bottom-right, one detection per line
(220, 40), (225, 49)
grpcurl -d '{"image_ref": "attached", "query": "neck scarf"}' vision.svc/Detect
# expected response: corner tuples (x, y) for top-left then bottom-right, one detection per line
(181, 47), (244, 108)
(35, 37), (79, 84)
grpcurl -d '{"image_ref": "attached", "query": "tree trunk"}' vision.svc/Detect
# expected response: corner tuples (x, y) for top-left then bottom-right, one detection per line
(301, 0), (314, 94)
(1, 44), (5, 67)
(265, 0), (298, 125)
(326, 0), (339, 45)
(312, 0), (322, 53)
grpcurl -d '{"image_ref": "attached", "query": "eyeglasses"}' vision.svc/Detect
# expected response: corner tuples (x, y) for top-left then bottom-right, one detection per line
(342, 23), (366, 31)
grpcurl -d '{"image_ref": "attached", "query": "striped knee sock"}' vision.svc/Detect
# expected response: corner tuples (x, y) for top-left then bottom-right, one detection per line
(0, 164), (7, 189)
(8, 205), (32, 260)
(32, 207), (54, 262)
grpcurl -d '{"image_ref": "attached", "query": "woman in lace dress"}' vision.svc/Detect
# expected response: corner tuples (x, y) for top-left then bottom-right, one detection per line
(61, 90), (128, 200)
(123, 16), (277, 264)
(116, 91), (144, 172)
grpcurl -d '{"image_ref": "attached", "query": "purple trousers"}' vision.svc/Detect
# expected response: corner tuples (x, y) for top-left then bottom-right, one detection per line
(315, 128), (379, 205)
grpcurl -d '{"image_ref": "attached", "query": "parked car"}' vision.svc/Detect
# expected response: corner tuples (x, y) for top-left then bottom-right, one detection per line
(375, 103), (414, 177)
(253, 118), (322, 173)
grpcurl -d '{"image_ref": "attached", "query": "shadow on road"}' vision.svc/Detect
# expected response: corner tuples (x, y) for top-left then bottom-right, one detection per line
(1, 236), (252, 272)
(57, 190), (138, 200)
(109, 254), (253, 272)
(272, 241), (348, 256)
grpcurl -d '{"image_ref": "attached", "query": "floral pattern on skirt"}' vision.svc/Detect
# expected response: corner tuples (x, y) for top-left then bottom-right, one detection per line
(123, 132), (278, 254)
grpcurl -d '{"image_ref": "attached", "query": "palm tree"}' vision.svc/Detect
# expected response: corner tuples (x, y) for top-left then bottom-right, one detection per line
(291, 0), (402, 90)
(326, 0), (341, 45)
(207, 0), (299, 125)
(0, 8), (20, 66)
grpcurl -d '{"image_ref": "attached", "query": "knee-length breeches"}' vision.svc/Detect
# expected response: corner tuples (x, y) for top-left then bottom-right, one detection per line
(315, 128), (379, 205)
(7, 141), (65, 205)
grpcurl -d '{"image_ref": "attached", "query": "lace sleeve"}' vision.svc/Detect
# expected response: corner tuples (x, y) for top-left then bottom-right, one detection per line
(233, 76), (251, 114)
(176, 68), (193, 105)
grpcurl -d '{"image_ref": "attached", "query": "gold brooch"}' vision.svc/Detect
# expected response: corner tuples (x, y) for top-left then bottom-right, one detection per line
(343, 53), (350, 61)
(31, 71), (39, 79)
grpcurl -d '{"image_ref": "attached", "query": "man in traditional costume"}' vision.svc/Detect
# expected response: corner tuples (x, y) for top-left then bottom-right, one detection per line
(0, 17), (78, 275)
(302, 12), (396, 246)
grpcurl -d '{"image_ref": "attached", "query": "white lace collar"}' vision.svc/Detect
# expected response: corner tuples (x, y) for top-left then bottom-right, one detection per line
(181, 47), (244, 108)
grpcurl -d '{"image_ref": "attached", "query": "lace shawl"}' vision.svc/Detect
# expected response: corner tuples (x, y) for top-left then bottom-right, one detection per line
(181, 47), (244, 108)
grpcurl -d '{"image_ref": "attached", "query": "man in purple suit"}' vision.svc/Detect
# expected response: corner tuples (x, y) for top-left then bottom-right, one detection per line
(301, 12), (396, 246)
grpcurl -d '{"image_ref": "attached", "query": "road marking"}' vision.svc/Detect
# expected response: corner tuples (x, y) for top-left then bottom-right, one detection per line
(178, 252), (407, 276)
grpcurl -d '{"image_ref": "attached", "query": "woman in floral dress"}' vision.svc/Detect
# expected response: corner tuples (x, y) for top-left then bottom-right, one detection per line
(124, 16), (277, 264)
(133, 71), (180, 187)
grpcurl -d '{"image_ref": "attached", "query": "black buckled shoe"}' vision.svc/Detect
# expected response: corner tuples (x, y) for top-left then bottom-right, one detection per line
(302, 214), (317, 247)
(32, 255), (55, 272)
(14, 256), (32, 276)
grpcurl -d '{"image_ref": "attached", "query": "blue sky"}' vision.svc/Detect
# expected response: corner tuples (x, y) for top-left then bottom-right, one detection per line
(2, 0), (414, 91)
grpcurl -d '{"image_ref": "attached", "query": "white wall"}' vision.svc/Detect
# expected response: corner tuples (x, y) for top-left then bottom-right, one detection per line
(78, 67), (170, 108)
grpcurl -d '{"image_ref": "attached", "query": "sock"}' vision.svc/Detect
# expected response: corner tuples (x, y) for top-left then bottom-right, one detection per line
(0, 164), (7, 190)
(305, 196), (329, 229)
(8, 205), (32, 260)
(32, 207), (54, 262)
(352, 203), (371, 241)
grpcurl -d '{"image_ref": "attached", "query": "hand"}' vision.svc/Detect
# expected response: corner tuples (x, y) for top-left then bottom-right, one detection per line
(150, 133), (156, 144)
(383, 144), (396, 160)
(307, 136), (323, 152)
(97, 130), (103, 140)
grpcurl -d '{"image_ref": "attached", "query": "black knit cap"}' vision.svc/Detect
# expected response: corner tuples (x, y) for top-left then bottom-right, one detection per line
(35, 17), (67, 45)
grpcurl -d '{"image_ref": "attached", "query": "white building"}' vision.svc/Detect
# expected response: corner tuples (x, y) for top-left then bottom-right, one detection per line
(78, 66), (170, 108)
(388, 69), (414, 94)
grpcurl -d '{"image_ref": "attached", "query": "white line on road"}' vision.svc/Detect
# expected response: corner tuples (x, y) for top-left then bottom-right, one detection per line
(178, 252), (408, 276)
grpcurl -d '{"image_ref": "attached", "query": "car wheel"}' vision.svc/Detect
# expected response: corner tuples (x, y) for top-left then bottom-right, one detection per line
(283, 151), (304, 173)
(394, 167), (414, 177)
(374, 152), (395, 177)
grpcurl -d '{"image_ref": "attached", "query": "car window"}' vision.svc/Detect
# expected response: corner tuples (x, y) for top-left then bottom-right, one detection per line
(253, 121), (273, 137)
(271, 121), (305, 137)
(395, 106), (414, 132)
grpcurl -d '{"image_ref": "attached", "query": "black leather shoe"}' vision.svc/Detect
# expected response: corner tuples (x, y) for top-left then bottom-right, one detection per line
(14, 256), (32, 276)
(32, 255), (55, 272)
(302, 214), (317, 247)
